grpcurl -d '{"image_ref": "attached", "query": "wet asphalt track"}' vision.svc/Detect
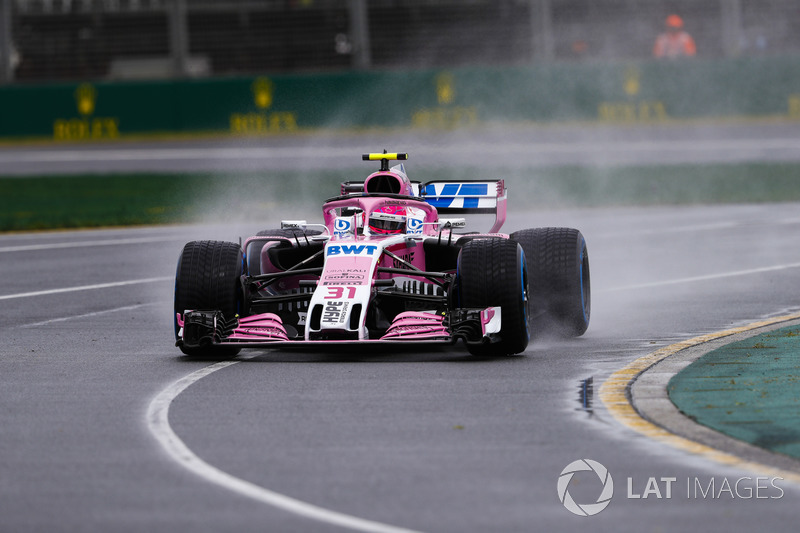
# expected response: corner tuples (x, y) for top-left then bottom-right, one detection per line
(3, 198), (800, 531)
(2, 121), (800, 174)
(4, 122), (800, 531)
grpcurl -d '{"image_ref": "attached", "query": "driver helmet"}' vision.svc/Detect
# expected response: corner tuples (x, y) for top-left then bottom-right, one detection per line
(368, 205), (407, 234)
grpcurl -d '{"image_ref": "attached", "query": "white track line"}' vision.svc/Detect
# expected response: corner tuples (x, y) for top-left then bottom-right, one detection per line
(602, 262), (800, 293)
(0, 236), (183, 253)
(0, 276), (172, 301)
(146, 360), (423, 533)
(20, 303), (156, 328)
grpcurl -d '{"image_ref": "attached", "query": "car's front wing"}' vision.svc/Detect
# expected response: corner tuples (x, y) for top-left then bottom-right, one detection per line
(176, 307), (501, 350)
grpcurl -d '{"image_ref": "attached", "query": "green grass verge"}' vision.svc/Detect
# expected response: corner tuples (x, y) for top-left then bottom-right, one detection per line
(2, 163), (800, 232)
(0, 171), (336, 231)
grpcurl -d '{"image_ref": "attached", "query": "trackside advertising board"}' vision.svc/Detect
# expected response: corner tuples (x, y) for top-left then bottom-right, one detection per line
(1, 57), (800, 141)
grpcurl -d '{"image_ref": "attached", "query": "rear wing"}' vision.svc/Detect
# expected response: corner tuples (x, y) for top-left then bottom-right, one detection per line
(337, 179), (507, 232)
(421, 180), (507, 233)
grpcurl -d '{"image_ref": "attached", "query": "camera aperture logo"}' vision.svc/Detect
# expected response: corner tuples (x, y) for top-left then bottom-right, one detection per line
(557, 459), (614, 517)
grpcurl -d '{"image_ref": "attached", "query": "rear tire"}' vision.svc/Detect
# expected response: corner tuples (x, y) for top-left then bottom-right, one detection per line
(458, 238), (529, 356)
(174, 240), (243, 357)
(511, 228), (590, 338)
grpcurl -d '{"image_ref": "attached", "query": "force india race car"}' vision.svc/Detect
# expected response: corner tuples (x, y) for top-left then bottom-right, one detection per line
(174, 152), (590, 356)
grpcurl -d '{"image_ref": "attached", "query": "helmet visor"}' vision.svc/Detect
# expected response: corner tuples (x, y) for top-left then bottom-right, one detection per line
(369, 211), (406, 234)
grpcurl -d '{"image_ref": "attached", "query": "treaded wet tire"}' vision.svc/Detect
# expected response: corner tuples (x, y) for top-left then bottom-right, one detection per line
(511, 227), (590, 338)
(458, 238), (529, 356)
(174, 240), (243, 357)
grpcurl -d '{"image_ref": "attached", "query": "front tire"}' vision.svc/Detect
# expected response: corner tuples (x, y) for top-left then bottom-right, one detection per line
(458, 238), (529, 356)
(174, 240), (243, 357)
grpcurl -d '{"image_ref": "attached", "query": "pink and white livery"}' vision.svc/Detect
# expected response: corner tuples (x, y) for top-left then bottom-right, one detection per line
(174, 152), (590, 356)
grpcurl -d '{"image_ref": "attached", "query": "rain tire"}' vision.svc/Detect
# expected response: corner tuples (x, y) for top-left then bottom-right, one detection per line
(511, 227), (590, 338)
(458, 238), (529, 356)
(174, 240), (243, 357)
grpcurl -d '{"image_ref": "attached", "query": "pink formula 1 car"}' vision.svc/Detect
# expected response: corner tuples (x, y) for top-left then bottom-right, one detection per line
(174, 152), (590, 356)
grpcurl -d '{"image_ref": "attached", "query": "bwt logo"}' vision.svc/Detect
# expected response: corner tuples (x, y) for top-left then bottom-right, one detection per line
(327, 245), (378, 256)
(334, 218), (352, 232)
(557, 459), (614, 517)
(407, 218), (423, 233)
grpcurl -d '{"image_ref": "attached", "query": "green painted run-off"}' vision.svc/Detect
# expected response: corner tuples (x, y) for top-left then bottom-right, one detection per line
(669, 325), (800, 459)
